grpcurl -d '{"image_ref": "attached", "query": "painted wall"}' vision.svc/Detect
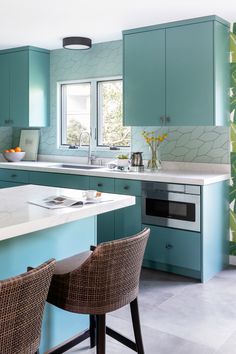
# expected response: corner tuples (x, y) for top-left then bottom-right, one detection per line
(0, 127), (13, 151)
(12, 40), (229, 163)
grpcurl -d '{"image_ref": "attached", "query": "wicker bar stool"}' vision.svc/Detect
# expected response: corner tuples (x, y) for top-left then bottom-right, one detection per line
(0, 259), (55, 354)
(46, 228), (150, 354)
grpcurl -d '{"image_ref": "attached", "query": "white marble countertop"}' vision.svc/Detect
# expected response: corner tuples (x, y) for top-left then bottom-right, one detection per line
(0, 161), (230, 185)
(0, 184), (135, 241)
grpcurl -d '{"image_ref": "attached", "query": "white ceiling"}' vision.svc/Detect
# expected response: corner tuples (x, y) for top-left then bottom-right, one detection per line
(0, 0), (235, 50)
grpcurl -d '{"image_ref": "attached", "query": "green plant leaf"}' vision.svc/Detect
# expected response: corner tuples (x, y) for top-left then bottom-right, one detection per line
(233, 22), (236, 35)
(230, 209), (236, 233)
(230, 185), (236, 203)
(230, 122), (236, 141)
(230, 96), (236, 113)
(231, 152), (236, 175)
(230, 241), (236, 254)
(231, 141), (236, 152)
(230, 32), (236, 62)
(231, 63), (236, 87)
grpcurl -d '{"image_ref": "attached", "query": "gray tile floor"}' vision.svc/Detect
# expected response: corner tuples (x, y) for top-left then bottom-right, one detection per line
(67, 267), (236, 354)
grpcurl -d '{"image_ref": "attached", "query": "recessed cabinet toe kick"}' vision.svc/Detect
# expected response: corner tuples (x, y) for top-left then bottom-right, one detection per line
(141, 181), (229, 282)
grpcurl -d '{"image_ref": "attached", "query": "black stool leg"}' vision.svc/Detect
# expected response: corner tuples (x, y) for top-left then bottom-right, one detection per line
(130, 298), (145, 354)
(96, 314), (106, 354)
(90, 314), (96, 348)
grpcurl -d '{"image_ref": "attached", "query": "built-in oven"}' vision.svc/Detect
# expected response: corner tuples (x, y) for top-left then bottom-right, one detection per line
(142, 182), (200, 232)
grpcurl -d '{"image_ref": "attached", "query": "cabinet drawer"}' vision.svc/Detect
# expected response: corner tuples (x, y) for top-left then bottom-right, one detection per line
(0, 181), (25, 188)
(143, 224), (200, 271)
(90, 177), (114, 193)
(115, 179), (141, 196)
(0, 169), (29, 183)
(29, 172), (89, 189)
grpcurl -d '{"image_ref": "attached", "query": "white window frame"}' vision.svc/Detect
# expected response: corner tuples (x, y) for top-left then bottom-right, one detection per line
(57, 76), (130, 151)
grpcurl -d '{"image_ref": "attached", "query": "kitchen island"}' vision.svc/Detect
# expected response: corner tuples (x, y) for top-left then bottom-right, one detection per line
(0, 184), (135, 352)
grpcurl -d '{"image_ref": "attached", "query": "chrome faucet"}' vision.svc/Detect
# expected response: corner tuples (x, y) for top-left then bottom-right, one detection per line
(78, 131), (95, 165)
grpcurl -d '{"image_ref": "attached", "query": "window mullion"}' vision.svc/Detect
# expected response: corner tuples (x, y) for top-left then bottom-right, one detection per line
(90, 80), (97, 152)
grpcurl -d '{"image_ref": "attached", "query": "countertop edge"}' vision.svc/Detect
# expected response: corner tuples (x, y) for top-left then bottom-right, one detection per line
(0, 162), (230, 185)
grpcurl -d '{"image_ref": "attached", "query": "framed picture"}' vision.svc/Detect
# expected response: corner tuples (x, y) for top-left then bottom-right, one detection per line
(19, 130), (40, 161)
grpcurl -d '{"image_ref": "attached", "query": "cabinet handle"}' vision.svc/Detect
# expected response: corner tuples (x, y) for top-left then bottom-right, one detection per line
(97, 183), (103, 187)
(124, 186), (129, 190)
(160, 116), (165, 124)
(165, 244), (173, 250)
(11, 174), (17, 178)
(160, 116), (171, 125)
(165, 116), (170, 123)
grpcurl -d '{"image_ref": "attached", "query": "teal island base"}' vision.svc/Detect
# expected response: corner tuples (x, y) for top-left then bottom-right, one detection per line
(0, 216), (97, 353)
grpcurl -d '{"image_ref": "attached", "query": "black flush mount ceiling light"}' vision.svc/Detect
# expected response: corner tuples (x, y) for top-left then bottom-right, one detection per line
(63, 37), (92, 50)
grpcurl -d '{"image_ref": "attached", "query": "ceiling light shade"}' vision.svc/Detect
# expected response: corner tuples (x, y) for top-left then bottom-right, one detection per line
(63, 37), (92, 50)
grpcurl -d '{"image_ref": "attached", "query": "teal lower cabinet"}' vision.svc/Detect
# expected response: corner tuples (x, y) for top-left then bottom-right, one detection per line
(94, 177), (142, 243)
(29, 171), (89, 189)
(114, 197), (142, 239)
(0, 168), (29, 188)
(0, 181), (26, 188)
(114, 179), (142, 240)
(142, 224), (201, 279)
(142, 180), (229, 282)
(90, 176), (115, 193)
(90, 176), (115, 244)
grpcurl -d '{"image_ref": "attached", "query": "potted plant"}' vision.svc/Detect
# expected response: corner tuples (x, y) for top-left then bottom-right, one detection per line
(116, 154), (129, 168)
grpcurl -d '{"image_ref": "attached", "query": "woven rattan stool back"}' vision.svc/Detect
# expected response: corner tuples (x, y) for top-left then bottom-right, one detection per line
(48, 228), (150, 315)
(0, 259), (55, 354)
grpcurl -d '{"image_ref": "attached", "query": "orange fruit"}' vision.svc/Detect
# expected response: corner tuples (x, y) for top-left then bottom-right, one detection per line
(9, 149), (15, 153)
(4, 149), (9, 153)
(15, 147), (22, 152)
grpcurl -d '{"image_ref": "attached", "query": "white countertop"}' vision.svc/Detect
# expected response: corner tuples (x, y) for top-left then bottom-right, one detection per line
(0, 184), (135, 241)
(0, 161), (230, 185)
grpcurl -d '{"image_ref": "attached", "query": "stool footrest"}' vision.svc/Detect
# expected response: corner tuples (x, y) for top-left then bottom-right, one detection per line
(45, 329), (90, 354)
(106, 326), (138, 352)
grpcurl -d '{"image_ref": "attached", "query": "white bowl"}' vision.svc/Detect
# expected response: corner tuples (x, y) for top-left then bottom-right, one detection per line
(3, 151), (26, 162)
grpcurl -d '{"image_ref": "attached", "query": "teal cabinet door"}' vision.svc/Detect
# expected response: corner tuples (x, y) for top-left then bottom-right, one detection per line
(166, 22), (214, 125)
(114, 179), (142, 240)
(0, 54), (10, 126)
(123, 29), (165, 126)
(90, 177), (114, 193)
(29, 171), (90, 189)
(0, 46), (49, 128)
(97, 211), (115, 244)
(0, 169), (29, 184)
(0, 181), (25, 188)
(90, 176), (115, 244)
(114, 178), (141, 197)
(142, 224), (201, 272)
(10, 51), (29, 127)
(114, 196), (142, 240)
(123, 16), (229, 126)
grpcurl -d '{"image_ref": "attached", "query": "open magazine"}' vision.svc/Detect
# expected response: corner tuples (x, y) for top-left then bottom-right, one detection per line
(28, 194), (106, 209)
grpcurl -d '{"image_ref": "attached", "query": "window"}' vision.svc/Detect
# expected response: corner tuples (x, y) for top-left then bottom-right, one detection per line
(60, 78), (130, 148)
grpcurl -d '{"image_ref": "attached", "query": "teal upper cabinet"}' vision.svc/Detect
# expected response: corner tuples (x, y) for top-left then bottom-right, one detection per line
(0, 46), (49, 127)
(123, 29), (165, 126)
(0, 55), (10, 125)
(123, 16), (230, 126)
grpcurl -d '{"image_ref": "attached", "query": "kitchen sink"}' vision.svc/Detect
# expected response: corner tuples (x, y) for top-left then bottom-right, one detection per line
(54, 163), (103, 170)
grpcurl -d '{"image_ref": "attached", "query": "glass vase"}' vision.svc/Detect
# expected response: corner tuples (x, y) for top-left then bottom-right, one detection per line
(147, 147), (161, 170)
